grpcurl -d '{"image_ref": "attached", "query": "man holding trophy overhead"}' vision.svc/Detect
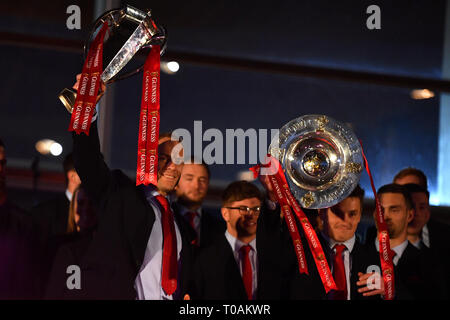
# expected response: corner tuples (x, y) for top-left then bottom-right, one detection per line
(60, 5), (398, 300)
(63, 5), (196, 300)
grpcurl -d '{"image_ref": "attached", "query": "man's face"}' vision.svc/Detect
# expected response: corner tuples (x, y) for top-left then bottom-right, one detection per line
(156, 140), (183, 195)
(176, 163), (209, 206)
(394, 175), (421, 186)
(67, 169), (81, 188)
(323, 197), (362, 242)
(407, 192), (431, 235)
(222, 197), (261, 239)
(0, 146), (6, 190)
(377, 193), (414, 240)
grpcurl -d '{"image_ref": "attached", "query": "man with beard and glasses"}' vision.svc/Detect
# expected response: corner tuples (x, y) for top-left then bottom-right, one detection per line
(360, 184), (447, 299)
(189, 181), (282, 300)
(174, 160), (225, 249)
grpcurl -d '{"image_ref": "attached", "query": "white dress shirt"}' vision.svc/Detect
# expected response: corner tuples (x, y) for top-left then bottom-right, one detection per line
(323, 233), (356, 300)
(421, 224), (430, 248)
(374, 238), (409, 266)
(65, 189), (73, 202)
(134, 186), (182, 300)
(225, 231), (258, 299)
(178, 204), (202, 243)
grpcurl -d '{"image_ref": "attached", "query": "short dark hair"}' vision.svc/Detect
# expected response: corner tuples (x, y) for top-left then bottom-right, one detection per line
(0, 138), (4, 149)
(377, 183), (413, 209)
(403, 183), (430, 199)
(222, 181), (262, 206)
(393, 167), (428, 189)
(348, 184), (365, 204)
(63, 153), (75, 174)
(63, 153), (76, 185)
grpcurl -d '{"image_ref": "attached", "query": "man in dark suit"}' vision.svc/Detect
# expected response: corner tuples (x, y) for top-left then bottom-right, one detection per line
(29, 153), (82, 296)
(365, 167), (429, 244)
(318, 185), (374, 300)
(191, 181), (282, 300)
(358, 184), (447, 299)
(285, 185), (374, 300)
(403, 183), (450, 295)
(70, 120), (196, 299)
(174, 161), (225, 248)
(31, 153), (81, 237)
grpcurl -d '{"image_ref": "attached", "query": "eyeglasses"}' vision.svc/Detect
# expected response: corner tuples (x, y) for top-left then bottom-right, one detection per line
(225, 206), (261, 215)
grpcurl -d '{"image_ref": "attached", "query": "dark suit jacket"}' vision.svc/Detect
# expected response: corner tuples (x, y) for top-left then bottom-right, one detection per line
(45, 231), (94, 299)
(427, 219), (450, 294)
(72, 123), (194, 299)
(173, 204), (226, 249)
(31, 194), (70, 237)
(365, 241), (447, 299)
(0, 200), (41, 299)
(285, 229), (373, 300)
(190, 204), (283, 300)
(30, 194), (71, 294)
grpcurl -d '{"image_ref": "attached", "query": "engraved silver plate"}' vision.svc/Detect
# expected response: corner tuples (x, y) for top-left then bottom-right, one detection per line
(268, 114), (363, 209)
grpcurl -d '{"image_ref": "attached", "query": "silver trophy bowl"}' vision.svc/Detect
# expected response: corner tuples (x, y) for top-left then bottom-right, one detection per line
(268, 114), (363, 209)
(59, 4), (167, 113)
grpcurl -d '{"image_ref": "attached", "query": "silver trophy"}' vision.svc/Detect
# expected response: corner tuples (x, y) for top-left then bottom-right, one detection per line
(59, 5), (167, 112)
(268, 114), (363, 209)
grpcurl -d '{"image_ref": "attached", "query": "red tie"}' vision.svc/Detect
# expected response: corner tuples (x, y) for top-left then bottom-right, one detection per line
(155, 195), (178, 296)
(332, 244), (347, 300)
(186, 211), (199, 245)
(240, 245), (253, 300)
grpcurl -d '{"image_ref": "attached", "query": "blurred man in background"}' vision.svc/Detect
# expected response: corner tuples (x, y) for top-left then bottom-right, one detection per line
(174, 161), (225, 248)
(31, 153), (81, 237)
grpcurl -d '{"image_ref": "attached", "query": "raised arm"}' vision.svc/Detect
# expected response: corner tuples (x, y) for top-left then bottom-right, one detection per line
(71, 75), (111, 202)
(72, 122), (111, 202)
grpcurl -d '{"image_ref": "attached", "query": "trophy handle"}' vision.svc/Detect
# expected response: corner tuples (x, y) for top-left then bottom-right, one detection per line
(58, 87), (105, 114)
(58, 88), (77, 113)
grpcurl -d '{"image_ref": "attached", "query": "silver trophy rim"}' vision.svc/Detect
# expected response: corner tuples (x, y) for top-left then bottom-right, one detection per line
(268, 114), (364, 209)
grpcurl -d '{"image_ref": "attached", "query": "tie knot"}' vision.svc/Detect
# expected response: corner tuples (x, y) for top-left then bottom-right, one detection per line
(186, 211), (198, 220)
(155, 195), (170, 212)
(389, 249), (396, 259)
(334, 244), (347, 254)
(240, 245), (252, 255)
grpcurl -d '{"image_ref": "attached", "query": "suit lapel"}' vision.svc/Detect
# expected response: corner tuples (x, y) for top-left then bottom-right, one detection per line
(217, 235), (248, 299)
(127, 185), (155, 275)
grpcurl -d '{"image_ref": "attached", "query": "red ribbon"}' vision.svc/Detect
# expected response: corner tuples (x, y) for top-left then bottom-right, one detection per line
(251, 155), (337, 293)
(69, 21), (108, 135)
(251, 164), (309, 276)
(360, 141), (395, 300)
(136, 45), (161, 186)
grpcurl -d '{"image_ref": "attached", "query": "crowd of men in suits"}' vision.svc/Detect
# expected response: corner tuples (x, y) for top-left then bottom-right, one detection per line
(1, 128), (449, 300)
(4, 69), (450, 300)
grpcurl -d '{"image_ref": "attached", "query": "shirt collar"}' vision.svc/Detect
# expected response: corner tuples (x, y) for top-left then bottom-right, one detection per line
(142, 184), (173, 207)
(421, 224), (430, 248)
(225, 230), (257, 253)
(322, 232), (356, 253)
(65, 189), (73, 202)
(178, 204), (202, 218)
(374, 237), (409, 260)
